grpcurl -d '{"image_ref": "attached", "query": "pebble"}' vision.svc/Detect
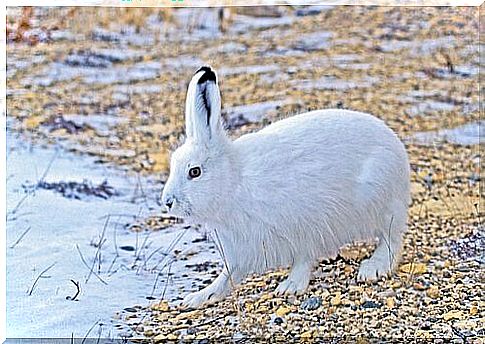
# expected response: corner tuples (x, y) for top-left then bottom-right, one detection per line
(413, 282), (429, 291)
(443, 310), (463, 321)
(300, 330), (313, 339)
(300, 296), (323, 311)
(426, 286), (440, 299)
(275, 306), (291, 317)
(330, 292), (341, 306)
(123, 307), (138, 313)
(361, 300), (382, 309)
(386, 297), (395, 309)
(274, 317), (284, 325)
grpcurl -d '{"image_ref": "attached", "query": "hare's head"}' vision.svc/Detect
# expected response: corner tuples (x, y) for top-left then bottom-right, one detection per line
(161, 66), (236, 221)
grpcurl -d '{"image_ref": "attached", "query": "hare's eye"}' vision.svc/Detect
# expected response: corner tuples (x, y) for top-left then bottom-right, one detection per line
(188, 166), (202, 179)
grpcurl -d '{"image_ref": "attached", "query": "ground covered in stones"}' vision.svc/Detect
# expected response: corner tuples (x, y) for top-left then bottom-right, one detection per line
(6, 4), (483, 341)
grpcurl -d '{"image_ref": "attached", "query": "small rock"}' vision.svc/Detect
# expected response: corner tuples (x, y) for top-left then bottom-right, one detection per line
(153, 333), (166, 342)
(151, 300), (169, 312)
(123, 307), (138, 313)
(400, 262), (427, 274)
(443, 310), (463, 321)
(386, 297), (395, 309)
(300, 330), (313, 339)
(300, 296), (323, 311)
(414, 282), (429, 291)
(330, 292), (341, 306)
(144, 329), (154, 337)
(295, 5), (333, 17)
(167, 333), (178, 340)
(119, 332), (133, 338)
(274, 317), (284, 325)
(275, 306), (290, 317)
(426, 286), (440, 298)
(361, 300), (382, 309)
(233, 332), (244, 340)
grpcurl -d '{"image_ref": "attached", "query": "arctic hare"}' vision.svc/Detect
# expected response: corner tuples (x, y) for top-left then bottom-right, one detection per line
(161, 66), (410, 309)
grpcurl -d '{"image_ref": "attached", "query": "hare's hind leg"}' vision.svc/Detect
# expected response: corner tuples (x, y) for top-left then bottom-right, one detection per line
(358, 200), (407, 281)
(275, 260), (314, 295)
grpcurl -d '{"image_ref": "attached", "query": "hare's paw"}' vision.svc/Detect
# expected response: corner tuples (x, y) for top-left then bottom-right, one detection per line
(181, 273), (231, 309)
(182, 291), (204, 309)
(357, 257), (391, 282)
(182, 288), (222, 309)
(275, 262), (312, 295)
(275, 278), (308, 295)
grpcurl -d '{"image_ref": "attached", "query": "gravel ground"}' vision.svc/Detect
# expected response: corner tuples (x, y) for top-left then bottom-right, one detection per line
(6, 5), (483, 341)
(118, 141), (483, 341)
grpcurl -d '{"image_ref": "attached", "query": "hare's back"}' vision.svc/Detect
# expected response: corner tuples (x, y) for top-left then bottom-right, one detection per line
(236, 109), (404, 159)
(234, 109), (408, 189)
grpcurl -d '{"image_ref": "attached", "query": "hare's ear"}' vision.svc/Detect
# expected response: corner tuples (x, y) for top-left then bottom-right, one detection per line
(185, 66), (224, 144)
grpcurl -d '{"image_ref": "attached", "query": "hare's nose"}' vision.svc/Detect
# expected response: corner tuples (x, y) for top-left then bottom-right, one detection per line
(164, 196), (174, 210)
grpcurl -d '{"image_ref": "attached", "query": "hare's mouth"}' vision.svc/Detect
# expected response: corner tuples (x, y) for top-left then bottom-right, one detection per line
(165, 199), (192, 219)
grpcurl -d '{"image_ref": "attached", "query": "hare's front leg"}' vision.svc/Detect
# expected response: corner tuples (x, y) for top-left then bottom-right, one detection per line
(275, 260), (314, 295)
(182, 269), (238, 309)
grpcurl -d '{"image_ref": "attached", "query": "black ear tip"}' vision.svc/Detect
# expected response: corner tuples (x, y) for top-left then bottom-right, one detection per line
(195, 66), (217, 84)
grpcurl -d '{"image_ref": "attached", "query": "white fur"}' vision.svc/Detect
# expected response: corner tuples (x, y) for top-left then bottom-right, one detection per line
(161, 66), (411, 308)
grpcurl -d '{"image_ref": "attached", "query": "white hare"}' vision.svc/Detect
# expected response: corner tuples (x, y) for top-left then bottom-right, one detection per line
(161, 66), (410, 309)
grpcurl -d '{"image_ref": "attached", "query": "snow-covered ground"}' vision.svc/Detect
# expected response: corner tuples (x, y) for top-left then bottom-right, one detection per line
(410, 121), (484, 146)
(6, 130), (218, 339)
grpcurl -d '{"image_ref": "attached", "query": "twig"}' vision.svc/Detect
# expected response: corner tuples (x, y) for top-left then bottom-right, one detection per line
(150, 255), (178, 298)
(141, 245), (168, 272)
(8, 193), (30, 216)
(150, 227), (189, 271)
(28, 262), (56, 296)
(133, 231), (152, 269)
(106, 255), (119, 277)
(161, 260), (174, 299)
(8, 151), (58, 219)
(96, 321), (103, 344)
(81, 319), (100, 344)
(113, 220), (119, 257)
(39, 150), (59, 183)
(150, 271), (162, 298)
(148, 227), (190, 297)
(66, 279), (81, 301)
(9, 226), (32, 248)
(137, 173), (150, 210)
(107, 218), (124, 275)
(75, 244), (108, 285)
(107, 223), (119, 275)
(134, 228), (139, 259)
(87, 216), (110, 283)
(98, 213), (138, 219)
